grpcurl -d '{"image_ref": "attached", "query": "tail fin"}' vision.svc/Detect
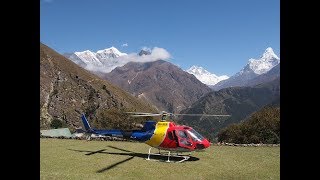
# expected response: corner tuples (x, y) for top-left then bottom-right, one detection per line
(81, 114), (91, 131)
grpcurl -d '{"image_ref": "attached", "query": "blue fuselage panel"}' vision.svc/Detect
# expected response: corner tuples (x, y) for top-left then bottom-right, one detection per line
(91, 129), (154, 142)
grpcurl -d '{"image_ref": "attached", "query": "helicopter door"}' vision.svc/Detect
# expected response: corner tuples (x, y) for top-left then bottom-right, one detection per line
(176, 130), (193, 149)
(166, 130), (179, 147)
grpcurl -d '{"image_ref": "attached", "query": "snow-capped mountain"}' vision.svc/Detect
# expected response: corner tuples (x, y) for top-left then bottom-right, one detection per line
(186, 66), (229, 86)
(64, 47), (128, 73)
(240, 47), (279, 75)
(74, 50), (103, 67)
(64, 46), (172, 74)
(96, 47), (127, 59)
(213, 47), (280, 90)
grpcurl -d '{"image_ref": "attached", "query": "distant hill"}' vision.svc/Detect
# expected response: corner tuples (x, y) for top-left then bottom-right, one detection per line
(40, 43), (157, 131)
(178, 77), (280, 140)
(103, 60), (212, 112)
(217, 106), (280, 144)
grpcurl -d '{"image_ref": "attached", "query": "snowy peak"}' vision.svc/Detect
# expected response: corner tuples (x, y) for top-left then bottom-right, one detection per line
(244, 47), (280, 75)
(186, 66), (229, 86)
(188, 66), (210, 75)
(74, 50), (95, 57)
(96, 46), (127, 59)
(66, 47), (128, 72)
(261, 47), (279, 60)
(74, 50), (102, 66)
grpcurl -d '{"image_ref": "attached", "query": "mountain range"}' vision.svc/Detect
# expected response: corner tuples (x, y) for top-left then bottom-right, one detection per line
(212, 47), (280, 90)
(65, 46), (279, 92)
(65, 47), (214, 113)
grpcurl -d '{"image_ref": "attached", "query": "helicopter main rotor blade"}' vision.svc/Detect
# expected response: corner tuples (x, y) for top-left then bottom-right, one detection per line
(174, 114), (231, 116)
(129, 114), (162, 117)
(125, 111), (231, 117)
(125, 112), (157, 115)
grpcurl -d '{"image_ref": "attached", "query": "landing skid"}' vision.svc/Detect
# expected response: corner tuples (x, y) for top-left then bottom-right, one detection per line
(146, 147), (190, 163)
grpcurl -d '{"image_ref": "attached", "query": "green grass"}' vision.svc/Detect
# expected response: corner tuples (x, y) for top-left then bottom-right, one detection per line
(40, 139), (280, 180)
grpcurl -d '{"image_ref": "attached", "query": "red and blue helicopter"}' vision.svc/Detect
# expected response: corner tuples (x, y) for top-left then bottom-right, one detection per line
(81, 111), (230, 162)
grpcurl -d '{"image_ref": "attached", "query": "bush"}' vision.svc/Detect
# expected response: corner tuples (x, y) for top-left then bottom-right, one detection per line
(217, 106), (280, 144)
(50, 118), (63, 129)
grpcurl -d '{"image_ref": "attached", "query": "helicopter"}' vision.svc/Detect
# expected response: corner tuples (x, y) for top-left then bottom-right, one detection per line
(80, 111), (230, 162)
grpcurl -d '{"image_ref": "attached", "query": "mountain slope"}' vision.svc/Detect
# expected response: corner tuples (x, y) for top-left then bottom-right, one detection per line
(247, 63), (280, 87)
(103, 60), (212, 113)
(213, 47), (280, 90)
(178, 77), (280, 140)
(40, 43), (156, 130)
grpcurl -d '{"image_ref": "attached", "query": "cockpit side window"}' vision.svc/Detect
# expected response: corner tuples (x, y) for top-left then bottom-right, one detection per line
(176, 130), (193, 147)
(177, 130), (189, 139)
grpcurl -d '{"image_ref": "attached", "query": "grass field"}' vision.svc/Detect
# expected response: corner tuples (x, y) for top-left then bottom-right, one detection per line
(40, 138), (280, 180)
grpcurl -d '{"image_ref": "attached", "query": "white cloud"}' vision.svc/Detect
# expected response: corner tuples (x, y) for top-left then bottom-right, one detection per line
(150, 47), (171, 60)
(121, 43), (128, 47)
(117, 47), (171, 63)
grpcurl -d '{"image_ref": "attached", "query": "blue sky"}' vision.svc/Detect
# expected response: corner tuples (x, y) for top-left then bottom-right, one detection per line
(40, 0), (279, 76)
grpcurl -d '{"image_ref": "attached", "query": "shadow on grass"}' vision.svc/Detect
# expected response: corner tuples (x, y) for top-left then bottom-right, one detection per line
(68, 145), (200, 173)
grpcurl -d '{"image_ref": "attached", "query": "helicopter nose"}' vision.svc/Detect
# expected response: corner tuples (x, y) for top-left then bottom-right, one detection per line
(196, 139), (211, 149)
(202, 138), (210, 148)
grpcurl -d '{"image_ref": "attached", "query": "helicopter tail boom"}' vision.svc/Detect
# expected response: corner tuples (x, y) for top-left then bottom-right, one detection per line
(81, 114), (92, 131)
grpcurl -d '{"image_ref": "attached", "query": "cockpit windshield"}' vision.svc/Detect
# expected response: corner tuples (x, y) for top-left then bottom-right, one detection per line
(186, 129), (204, 141)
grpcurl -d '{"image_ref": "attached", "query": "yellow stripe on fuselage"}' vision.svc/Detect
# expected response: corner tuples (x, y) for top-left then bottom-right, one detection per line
(145, 121), (169, 147)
